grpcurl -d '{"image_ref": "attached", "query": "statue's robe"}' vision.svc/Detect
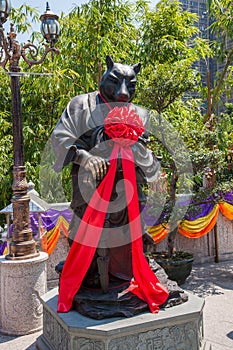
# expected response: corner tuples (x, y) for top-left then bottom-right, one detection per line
(52, 91), (160, 283)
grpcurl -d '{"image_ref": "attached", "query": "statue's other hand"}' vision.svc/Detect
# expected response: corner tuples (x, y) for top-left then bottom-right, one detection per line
(84, 156), (109, 181)
(73, 149), (109, 181)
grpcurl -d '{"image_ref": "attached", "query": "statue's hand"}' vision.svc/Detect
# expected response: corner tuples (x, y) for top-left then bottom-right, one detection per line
(83, 155), (108, 181)
(74, 149), (109, 181)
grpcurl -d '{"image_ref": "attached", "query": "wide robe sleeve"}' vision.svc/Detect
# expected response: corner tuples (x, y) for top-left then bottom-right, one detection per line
(52, 92), (98, 172)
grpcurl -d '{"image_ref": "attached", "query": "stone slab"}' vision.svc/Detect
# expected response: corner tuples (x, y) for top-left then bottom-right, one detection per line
(0, 252), (48, 336)
(37, 288), (206, 350)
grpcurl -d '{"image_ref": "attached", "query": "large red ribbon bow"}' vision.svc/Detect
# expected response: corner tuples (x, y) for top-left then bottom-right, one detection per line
(57, 106), (168, 313)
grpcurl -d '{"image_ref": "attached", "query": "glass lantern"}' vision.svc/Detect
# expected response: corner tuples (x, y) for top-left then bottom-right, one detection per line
(40, 2), (60, 46)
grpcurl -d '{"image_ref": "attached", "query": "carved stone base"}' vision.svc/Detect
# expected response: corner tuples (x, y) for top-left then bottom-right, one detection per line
(37, 288), (207, 350)
(0, 252), (48, 335)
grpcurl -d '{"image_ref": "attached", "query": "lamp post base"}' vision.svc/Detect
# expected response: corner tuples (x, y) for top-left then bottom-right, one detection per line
(7, 165), (39, 260)
(5, 247), (40, 261)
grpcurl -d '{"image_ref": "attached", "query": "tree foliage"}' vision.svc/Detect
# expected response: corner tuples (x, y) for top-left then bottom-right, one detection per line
(140, 0), (199, 64)
(0, 0), (232, 228)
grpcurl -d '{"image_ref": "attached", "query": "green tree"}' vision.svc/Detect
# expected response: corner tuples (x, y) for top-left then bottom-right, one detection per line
(134, 0), (210, 197)
(133, 0), (215, 256)
(1, 0), (232, 233)
(0, 0), (142, 211)
(53, 0), (139, 96)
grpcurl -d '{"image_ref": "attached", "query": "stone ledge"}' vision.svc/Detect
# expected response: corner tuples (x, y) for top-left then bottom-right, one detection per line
(37, 288), (205, 350)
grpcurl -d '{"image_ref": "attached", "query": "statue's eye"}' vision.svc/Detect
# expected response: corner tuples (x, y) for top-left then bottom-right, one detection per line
(128, 82), (136, 88)
(109, 77), (119, 85)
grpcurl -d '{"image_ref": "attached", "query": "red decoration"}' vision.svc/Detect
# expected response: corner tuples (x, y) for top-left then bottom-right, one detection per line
(104, 107), (144, 146)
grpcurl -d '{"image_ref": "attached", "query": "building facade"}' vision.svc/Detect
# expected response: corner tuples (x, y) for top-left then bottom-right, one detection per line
(180, 0), (233, 111)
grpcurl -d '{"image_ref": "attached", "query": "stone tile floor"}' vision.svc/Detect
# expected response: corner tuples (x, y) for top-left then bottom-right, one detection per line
(183, 260), (233, 350)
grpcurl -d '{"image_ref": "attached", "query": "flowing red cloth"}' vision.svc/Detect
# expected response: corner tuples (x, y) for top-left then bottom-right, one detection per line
(57, 142), (168, 313)
(121, 147), (169, 312)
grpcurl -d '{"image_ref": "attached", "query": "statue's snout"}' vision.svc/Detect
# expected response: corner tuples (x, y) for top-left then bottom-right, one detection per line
(117, 79), (130, 102)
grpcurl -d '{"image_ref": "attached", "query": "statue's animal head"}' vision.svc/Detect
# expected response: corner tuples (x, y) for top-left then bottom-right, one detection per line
(99, 56), (141, 103)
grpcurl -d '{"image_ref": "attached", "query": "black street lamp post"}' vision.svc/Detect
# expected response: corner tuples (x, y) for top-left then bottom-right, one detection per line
(0, 1), (60, 260)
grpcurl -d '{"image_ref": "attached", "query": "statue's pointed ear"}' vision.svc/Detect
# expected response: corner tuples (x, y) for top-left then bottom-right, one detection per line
(106, 55), (114, 70)
(132, 63), (141, 75)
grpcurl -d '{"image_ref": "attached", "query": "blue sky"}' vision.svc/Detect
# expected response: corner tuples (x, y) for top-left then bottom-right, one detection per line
(12, 0), (160, 16)
(12, 0), (86, 15)
(11, 0), (160, 42)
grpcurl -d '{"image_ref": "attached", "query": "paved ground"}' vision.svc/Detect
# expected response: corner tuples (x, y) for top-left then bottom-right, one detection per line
(183, 260), (233, 350)
(0, 259), (233, 349)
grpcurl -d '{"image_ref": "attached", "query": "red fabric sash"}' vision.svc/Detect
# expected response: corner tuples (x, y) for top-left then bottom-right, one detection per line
(57, 143), (168, 313)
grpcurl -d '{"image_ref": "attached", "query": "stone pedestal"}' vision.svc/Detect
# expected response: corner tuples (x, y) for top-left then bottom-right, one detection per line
(0, 252), (48, 335)
(37, 288), (207, 350)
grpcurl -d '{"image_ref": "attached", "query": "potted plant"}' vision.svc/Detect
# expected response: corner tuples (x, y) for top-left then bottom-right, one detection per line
(151, 237), (194, 286)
